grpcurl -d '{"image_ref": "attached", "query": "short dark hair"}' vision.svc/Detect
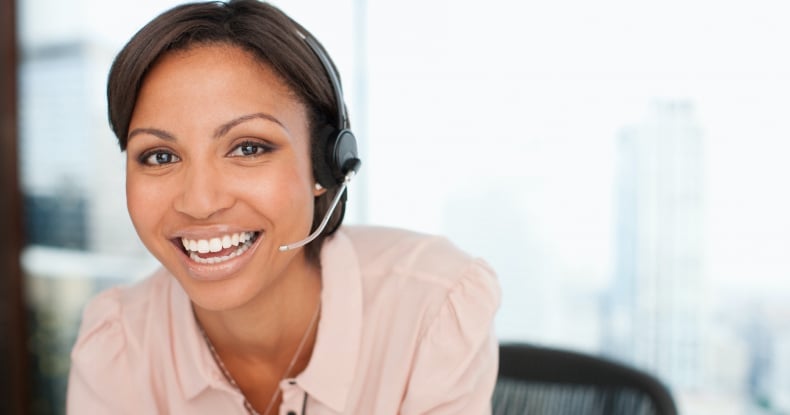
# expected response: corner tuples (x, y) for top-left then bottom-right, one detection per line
(108, 0), (348, 264)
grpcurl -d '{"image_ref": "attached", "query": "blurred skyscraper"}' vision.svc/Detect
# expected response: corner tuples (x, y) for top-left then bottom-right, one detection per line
(605, 100), (705, 390)
(19, 38), (143, 256)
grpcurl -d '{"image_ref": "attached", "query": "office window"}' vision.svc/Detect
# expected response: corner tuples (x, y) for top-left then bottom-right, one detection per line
(18, 0), (790, 414)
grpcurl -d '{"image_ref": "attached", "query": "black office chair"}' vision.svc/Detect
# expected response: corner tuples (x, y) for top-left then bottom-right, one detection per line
(492, 343), (678, 415)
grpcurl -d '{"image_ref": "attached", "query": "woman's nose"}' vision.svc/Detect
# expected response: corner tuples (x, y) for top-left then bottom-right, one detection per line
(173, 162), (235, 220)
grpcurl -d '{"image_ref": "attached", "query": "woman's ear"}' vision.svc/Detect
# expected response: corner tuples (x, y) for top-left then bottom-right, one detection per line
(313, 182), (327, 197)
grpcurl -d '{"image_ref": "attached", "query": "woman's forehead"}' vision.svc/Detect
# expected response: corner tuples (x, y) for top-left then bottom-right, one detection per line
(133, 44), (309, 134)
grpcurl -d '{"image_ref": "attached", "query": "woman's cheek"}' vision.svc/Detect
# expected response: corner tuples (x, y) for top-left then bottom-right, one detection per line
(126, 175), (166, 231)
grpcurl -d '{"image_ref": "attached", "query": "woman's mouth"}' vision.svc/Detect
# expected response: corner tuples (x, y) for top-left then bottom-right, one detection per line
(177, 231), (261, 265)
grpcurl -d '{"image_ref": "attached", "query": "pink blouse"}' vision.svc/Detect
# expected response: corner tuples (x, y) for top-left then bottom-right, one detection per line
(67, 226), (501, 414)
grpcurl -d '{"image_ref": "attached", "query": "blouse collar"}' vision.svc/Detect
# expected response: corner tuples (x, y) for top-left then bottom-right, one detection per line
(295, 229), (362, 412)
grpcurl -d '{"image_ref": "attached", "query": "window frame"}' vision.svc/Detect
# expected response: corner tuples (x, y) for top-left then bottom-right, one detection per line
(0, 0), (29, 413)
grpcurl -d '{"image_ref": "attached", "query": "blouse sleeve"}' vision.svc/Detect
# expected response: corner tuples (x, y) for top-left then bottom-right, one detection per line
(66, 288), (140, 415)
(400, 258), (501, 415)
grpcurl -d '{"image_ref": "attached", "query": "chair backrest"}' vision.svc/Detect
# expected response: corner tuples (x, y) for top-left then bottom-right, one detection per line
(493, 343), (678, 415)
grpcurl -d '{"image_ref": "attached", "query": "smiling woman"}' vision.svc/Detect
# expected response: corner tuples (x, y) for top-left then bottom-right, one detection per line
(124, 45), (320, 311)
(65, 1), (500, 414)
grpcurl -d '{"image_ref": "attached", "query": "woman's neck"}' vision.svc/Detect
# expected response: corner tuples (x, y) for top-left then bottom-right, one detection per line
(192, 259), (323, 365)
(192, 261), (322, 414)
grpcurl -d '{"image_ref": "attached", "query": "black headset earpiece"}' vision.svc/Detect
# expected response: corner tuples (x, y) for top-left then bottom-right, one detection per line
(301, 34), (361, 189)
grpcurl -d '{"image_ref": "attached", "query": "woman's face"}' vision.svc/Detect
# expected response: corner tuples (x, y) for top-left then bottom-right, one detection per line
(126, 44), (321, 311)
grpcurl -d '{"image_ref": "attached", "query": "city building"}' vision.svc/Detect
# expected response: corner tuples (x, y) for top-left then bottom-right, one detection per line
(605, 100), (705, 390)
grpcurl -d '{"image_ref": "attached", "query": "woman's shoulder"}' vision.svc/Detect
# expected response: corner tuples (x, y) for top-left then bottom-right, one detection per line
(332, 226), (501, 412)
(342, 225), (475, 269)
(81, 267), (172, 327)
(70, 267), (175, 362)
(338, 225), (500, 326)
(341, 225), (497, 289)
(67, 267), (188, 411)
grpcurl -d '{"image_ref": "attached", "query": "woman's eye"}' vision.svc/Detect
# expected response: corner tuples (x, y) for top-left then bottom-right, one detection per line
(141, 151), (180, 166)
(229, 141), (272, 157)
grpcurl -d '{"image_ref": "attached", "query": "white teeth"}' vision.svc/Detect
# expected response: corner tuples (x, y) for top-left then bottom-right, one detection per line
(188, 235), (255, 264)
(179, 232), (259, 264)
(197, 240), (210, 254)
(209, 238), (222, 252)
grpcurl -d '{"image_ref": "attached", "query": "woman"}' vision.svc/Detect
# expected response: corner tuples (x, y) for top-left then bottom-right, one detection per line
(67, 1), (500, 414)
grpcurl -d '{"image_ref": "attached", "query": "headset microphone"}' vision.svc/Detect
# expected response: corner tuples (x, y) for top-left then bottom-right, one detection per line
(279, 160), (360, 252)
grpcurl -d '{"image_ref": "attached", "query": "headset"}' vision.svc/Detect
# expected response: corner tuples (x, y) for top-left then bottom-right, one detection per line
(279, 32), (362, 252)
(301, 34), (362, 189)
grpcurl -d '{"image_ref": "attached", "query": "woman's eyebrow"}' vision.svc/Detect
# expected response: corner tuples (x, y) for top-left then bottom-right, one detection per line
(213, 112), (286, 139)
(126, 113), (286, 143)
(127, 127), (175, 142)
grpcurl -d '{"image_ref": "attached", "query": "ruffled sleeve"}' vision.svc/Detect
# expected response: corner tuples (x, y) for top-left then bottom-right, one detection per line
(66, 288), (140, 414)
(400, 258), (501, 415)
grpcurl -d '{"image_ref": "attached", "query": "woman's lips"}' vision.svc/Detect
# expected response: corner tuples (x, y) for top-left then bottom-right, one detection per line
(171, 230), (264, 281)
(180, 231), (259, 263)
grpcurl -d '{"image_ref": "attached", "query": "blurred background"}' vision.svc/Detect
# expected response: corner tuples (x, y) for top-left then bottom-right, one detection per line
(3, 0), (790, 413)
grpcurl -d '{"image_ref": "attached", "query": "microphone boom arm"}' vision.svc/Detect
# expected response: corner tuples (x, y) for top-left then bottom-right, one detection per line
(278, 170), (356, 252)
